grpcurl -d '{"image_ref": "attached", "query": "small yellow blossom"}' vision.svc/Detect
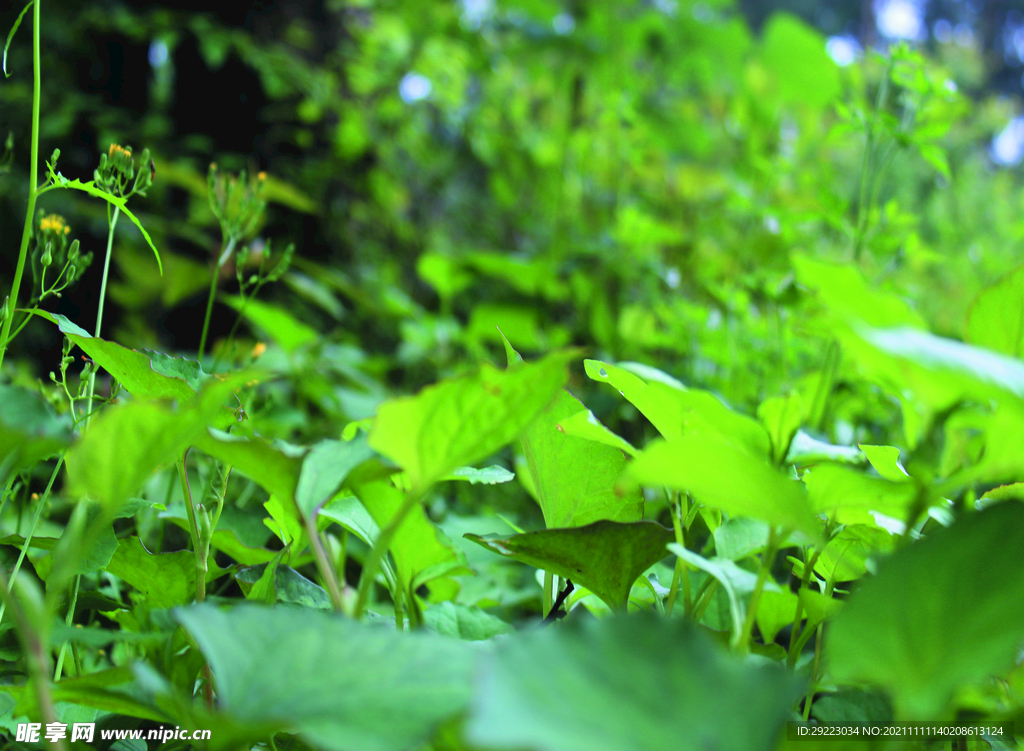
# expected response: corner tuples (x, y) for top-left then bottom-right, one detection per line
(108, 143), (131, 159)
(252, 342), (267, 358)
(39, 214), (69, 234)
(257, 171), (267, 181)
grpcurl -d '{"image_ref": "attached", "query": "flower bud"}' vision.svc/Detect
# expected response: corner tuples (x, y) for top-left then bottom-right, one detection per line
(68, 238), (80, 261)
(41, 242), (53, 267)
(49, 148), (60, 165)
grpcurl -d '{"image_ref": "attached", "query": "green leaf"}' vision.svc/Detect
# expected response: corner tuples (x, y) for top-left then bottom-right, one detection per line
(0, 383), (72, 471)
(713, 517), (770, 561)
(585, 360), (770, 455)
(441, 465), (515, 484)
(236, 563), (331, 609)
(804, 465), (917, 528)
(353, 476), (471, 597)
(66, 402), (203, 512)
(625, 435), (816, 533)
(757, 392), (803, 465)
(195, 429), (302, 504)
(760, 13), (840, 108)
(859, 445), (911, 482)
(369, 351), (574, 491)
(669, 545), (781, 643)
(423, 602), (513, 641)
(847, 326), (1024, 412)
(2, 2), (32, 78)
(815, 524), (893, 582)
(967, 264), (1024, 358)
(555, 409), (637, 457)
(295, 436), (374, 519)
(505, 342), (641, 528)
(465, 614), (803, 751)
(786, 431), (865, 467)
(176, 603), (475, 751)
(30, 312), (235, 409)
(319, 494), (397, 587)
(37, 176), (162, 273)
(828, 503), (1024, 717)
(464, 520), (674, 611)
(792, 255), (925, 329)
(104, 537), (196, 609)
(222, 294), (319, 353)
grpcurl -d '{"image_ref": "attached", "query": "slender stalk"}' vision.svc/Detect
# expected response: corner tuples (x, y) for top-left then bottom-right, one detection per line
(198, 235), (236, 366)
(0, 452), (64, 627)
(665, 492), (692, 617)
(353, 489), (422, 619)
(175, 453), (205, 603)
(0, 568), (67, 750)
(853, 57), (894, 263)
(735, 528), (779, 653)
(305, 513), (344, 612)
(542, 570), (554, 617)
(82, 206), (119, 432)
(52, 576), (80, 679)
(0, 0), (43, 374)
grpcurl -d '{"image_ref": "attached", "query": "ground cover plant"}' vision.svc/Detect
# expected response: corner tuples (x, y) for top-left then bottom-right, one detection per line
(2, 0), (1024, 749)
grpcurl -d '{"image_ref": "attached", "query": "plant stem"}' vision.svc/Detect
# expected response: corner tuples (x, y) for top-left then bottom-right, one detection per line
(198, 235), (236, 367)
(853, 57), (894, 263)
(53, 575), (80, 680)
(0, 567), (67, 750)
(0, 452), (64, 628)
(665, 492), (692, 618)
(735, 528), (779, 653)
(542, 570), (553, 617)
(352, 489), (423, 620)
(0, 0), (43, 375)
(175, 452), (205, 603)
(305, 512), (344, 612)
(83, 206), (119, 433)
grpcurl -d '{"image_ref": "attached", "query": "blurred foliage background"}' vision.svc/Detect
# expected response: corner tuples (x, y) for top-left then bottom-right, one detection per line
(2, 0), (1024, 448)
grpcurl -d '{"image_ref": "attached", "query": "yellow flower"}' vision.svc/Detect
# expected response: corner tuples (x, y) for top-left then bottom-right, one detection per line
(108, 143), (131, 158)
(251, 342), (267, 358)
(257, 171), (267, 181)
(39, 214), (68, 234)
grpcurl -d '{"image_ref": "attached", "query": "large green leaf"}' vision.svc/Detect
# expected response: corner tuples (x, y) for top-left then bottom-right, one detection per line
(803, 465), (917, 528)
(760, 14), (840, 108)
(967, 264), (1024, 358)
(353, 476), (471, 598)
(222, 294), (319, 353)
(625, 434), (816, 533)
(66, 402), (203, 512)
(465, 614), (803, 751)
(0, 383), (72, 471)
(176, 603), (475, 751)
(369, 351), (574, 490)
(104, 537), (197, 609)
(846, 326), (1024, 411)
(465, 520), (674, 611)
(585, 359), (770, 455)
(295, 436), (375, 519)
(555, 409), (637, 457)
(669, 545), (781, 643)
(33, 312), (202, 403)
(195, 429), (302, 504)
(506, 342), (641, 528)
(828, 502), (1024, 718)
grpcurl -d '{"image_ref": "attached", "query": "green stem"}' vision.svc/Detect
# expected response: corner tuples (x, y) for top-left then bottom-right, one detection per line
(0, 0), (43, 375)
(198, 235), (236, 367)
(853, 57), (894, 263)
(305, 512), (345, 613)
(175, 452), (205, 603)
(542, 570), (553, 617)
(0, 567), (67, 750)
(735, 528), (779, 653)
(353, 489), (423, 620)
(52, 575), (80, 680)
(0, 452), (64, 628)
(83, 206), (120, 433)
(665, 492), (691, 617)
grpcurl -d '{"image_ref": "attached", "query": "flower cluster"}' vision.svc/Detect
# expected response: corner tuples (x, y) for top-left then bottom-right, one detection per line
(94, 143), (154, 199)
(207, 164), (268, 242)
(30, 211), (93, 303)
